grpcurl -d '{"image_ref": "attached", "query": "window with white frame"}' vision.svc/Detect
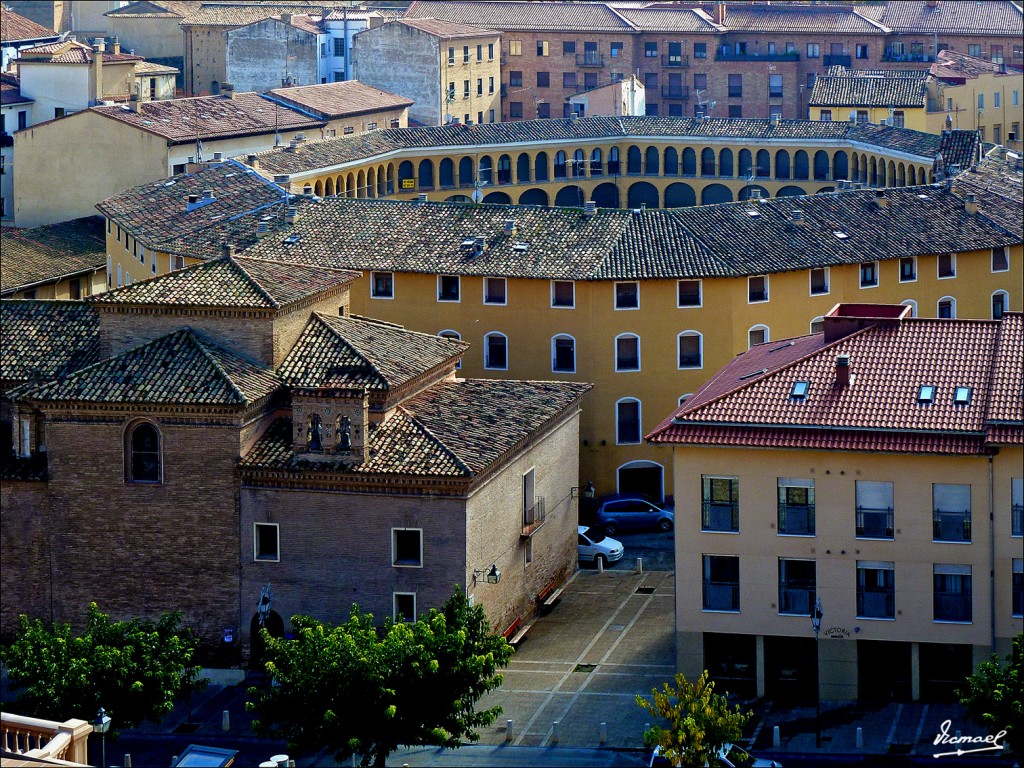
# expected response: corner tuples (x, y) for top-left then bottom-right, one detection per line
(615, 333), (640, 371)
(392, 528), (423, 567)
(438, 330), (462, 369)
(899, 256), (917, 282)
(856, 480), (894, 539)
(393, 592), (416, 622)
(615, 281), (639, 309)
(937, 253), (956, 279)
(748, 275), (768, 303)
(484, 332), (508, 369)
(551, 334), (576, 373)
(677, 279), (702, 307)
(937, 296), (956, 318)
(438, 275), (460, 302)
(992, 291), (1009, 320)
(809, 267), (829, 295)
(484, 277), (506, 305)
(678, 331), (702, 368)
(992, 246), (1009, 272)
(254, 523), (280, 561)
(616, 398), (641, 444)
(371, 271), (394, 299)
(860, 261), (878, 288)
(551, 280), (575, 308)
(900, 299), (918, 317)
(810, 316), (825, 334)
(748, 325), (769, 348)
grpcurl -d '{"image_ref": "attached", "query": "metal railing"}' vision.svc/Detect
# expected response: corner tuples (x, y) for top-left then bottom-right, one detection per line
(933, 510), (971, 542)
(522, 496), (547, 538)
(858, 590), (895, 619)
(779, 586), (815, 615)
(576, 52), (605, 68)
(702, 500), (739, 532)
(661, 85), (691, 100)
(1011, 503), (1022, 536)
(662, 53), (690, 68)
(823, 54), (851, 67)
(934, 592), (971, 622)
(778, 503), (815, 535)
(856, 506), (894, 539)
(716, 49), (800, 62)
(703, 582), (740, 611)
(882, 49), (935, 63)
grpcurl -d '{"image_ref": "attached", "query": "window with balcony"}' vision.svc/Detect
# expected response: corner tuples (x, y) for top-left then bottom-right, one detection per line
(933, 484), (971, 543)
(778, 478), (815, 536)
(934, 564), (972, 623)
(703, 554), (740, 612)
(856, 480), (894, 539)
(678, 279), (702, 307)
(810, 267), (829, 295)
(702, 476), (739, 532)
(748, 275), (768, 303)
(1012, 478), (1023, 537)
(857, 561), (895, 619)
(778, 558), (816, 616)
(616, 398), (641, 444)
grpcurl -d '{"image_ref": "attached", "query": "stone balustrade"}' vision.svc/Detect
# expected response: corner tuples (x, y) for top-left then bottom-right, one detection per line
(1, 711), (92, 766)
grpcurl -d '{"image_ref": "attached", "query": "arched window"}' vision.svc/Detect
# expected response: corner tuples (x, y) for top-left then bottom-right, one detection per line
(701, 148), (715, 176)
(608, 146), (620, 175)
(458, 156), (474, 187)
(677, 330), (702, 369)
(126, 421), (161, 483)
(645, 146), (660, 175)
(992, 290), (1009, 320)
(439, 158), (455, 188)
(479, 155), (493, 184)
(516, 153), (531, 183)
(775, 150), (791, 179)
(552, 334), (576, 373)
(615, 333), (640, 371)
(497, 154), (512, 184)
(615, 398), (642, 444)
(664, 146), (679, 176)
(682, 147), (696, 176)
(554, 151), (568, 179)
(308, 414), (323, 451)
(719, 148), (734, 177)
(627, 145), (642, 174)
(738, 149), (753, 178)
(794, 150), (809, 180)
(417, 159), (434, 189)
(438, 329), (462, 368)
(534, 151), (549, 181)
(756, 149), (771, 178)
(484, 332), (508, 370)
(937, 296), (956, 319)
(748, 324), (769, 348)
(678, 393), (693, 406)
(899, 300), (917, 318)
(572, 149), (585, 178)
(590, 148), (603, 176)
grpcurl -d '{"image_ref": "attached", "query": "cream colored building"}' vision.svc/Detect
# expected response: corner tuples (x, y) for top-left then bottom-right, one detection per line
(568, 74), (645, 119)
(650, 304), (1023, 702)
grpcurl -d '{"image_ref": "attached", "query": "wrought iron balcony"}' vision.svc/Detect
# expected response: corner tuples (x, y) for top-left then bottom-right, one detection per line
(576, 52), (605, 68)
(701, 500), (739, 532)
(716, 49), (800, 62)
(521, 497), (547, 538)
(856, 506), (894, 539)
(933, 510), (971, 542)
(778, 503), (815, 535)
(934, 592), (971, 622)
(661, 54), (690, 68)
(882, 49), (935, 63)
(823, 54), (852, 68)
(858, 590), (895, 619)
(703, 582), (740, 611)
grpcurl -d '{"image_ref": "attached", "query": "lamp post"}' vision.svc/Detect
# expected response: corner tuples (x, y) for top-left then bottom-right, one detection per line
(571, 481), (596, 500)
(811, 598), (824, 748)
(93, 707), (111, 768)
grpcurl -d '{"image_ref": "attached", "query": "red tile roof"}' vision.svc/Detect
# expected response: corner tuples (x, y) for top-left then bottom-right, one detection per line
(18, 40), (143, 64)
(269, 80), (413, 120)
(649, 307), (1022, 454)
(0, 73), (32, 106)
(393, 17), (499, 38)
(0, 7), (58, 43)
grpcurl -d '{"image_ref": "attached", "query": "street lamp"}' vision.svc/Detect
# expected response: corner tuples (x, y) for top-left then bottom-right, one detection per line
(811, 598), (824, 748)
(93, 707), (111, 768)
(571, 481), (596, 500)
(474, 564), (501, 584)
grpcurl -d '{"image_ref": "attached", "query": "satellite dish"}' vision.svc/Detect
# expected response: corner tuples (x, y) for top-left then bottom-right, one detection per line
(471, 189), (483, 203)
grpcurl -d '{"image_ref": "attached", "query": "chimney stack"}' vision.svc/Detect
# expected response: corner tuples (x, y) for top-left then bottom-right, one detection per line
(110, 36), (120, 55)
(584, 200), (597, 218)
(129, 94), (142, 113)
(790, 209), (805, 225)
(964, 193), (978, 214)
(285, 206), (299, 225)
(874, 189), (888, 209)
(256, 218), (270, 237)
(503, 219), (516, 235)
(417, 192), (429, 203)
(835, 354), (851, 387)
(221, 243), (236, 258)
(714, 1), (727, 25)
(222, 82), (235, 99)
(92, 39), (105, 105)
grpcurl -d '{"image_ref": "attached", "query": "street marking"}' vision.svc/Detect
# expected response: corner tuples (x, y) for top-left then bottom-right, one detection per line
(885, 703), (903, 753)
(910, 704), (929, 755)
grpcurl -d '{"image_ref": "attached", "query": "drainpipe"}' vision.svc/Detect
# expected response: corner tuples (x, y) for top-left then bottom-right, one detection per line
(988, 453), (996, 653)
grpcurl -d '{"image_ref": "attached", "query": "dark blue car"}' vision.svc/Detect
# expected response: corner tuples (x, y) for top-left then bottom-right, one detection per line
(594, 494), (674, 535)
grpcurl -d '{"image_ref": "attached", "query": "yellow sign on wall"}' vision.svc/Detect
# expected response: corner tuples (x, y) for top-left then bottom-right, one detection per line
(401, 179), (415, 189)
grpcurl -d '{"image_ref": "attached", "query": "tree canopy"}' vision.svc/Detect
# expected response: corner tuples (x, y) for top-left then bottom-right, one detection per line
(1, 604), (207, 733)
(636, 670), (751, 768)
(247, 587), (514, 767)
(959, 633), (1023, 757)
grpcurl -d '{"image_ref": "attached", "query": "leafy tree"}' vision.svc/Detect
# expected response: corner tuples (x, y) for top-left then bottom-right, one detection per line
(636, 670), (751, 768)
(248, 586), (513, 767)
(1, 603), (207, 733)
(959, 633), (1023, 757)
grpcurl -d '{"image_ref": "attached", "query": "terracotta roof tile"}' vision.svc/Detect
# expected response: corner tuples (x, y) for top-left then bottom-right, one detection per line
(613, 8), (722, 33)
(405, 0), (637, 32)
(723, 4), (888, 34)
(810, 69), (929, 108)
(986, 312), (1023, 428)
(857, 0), (1023, 36)
(278, 313), (469, 390)
(268, 81), (412, 120)
(952, 156), (1024, 233)
(105, 1), (201, 19)
(0, 73), (32, 106)
(1, 217), (107, 296)
(18, 40), (143, 64)
(0, 301), (101, 386)
(180, 3), (350, 27)
(932, 49), (1024, 80)
(392, 17), (499, 38)
(21, 327), (280, 406)
(0, 7), (58, 42)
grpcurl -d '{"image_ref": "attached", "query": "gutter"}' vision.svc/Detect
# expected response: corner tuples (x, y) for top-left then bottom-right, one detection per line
(1, 265), (104, 297)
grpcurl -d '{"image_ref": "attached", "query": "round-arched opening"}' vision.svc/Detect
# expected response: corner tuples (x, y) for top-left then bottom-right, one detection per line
(591, 182), (620, 208)
(701, 183), (733, 205)
(627, 181), (659, 208)
(518, 188), (550, 206)
(664, 182), (696, 208)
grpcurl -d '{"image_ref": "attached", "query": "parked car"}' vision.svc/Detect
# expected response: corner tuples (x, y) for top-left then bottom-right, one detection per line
(595, 494), (674, 535)
(650, 744), (782, 767)
(577, 525), (623, 568)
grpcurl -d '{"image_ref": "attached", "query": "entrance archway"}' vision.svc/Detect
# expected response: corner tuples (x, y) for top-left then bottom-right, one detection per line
(249, 609), (285, 669)
(617, 460), (664, 503)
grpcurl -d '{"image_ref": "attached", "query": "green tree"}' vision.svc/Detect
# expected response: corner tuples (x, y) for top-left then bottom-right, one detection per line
(248, 586), (513, 767)
(1, 603), (207, 733)
(636, 670), (751, 768)
(959, 633), (1023, 757)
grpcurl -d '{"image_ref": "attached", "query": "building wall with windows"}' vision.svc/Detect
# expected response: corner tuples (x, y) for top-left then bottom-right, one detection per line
(926, 72), (1024, 148)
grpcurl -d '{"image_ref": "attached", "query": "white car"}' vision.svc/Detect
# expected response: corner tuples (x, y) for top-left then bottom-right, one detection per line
(577, 525), (623, 568)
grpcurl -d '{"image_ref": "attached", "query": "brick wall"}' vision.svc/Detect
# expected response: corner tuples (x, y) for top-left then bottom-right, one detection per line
(0, 481), (51, 640)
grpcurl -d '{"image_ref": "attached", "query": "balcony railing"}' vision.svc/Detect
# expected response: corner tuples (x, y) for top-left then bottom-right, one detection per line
(882, 49), (935, 63)
(934, 592), (971, 622)
(933, 510), (971, 542)
(716, 49), (800, 62)
(779, 586), (815, 615)
(1012, 503), (1022, 536)
(778, 503), (815, 535)
(858, 590), (895, 619)
(703, 582), (740, 611)
(662, 54), (690, 68)
(1, 713), (93, 766)
(823, 54), (852, 68)
(702, 500), (739, 532)
(522, 496), (547, 538)
(661, 85), (691, 100)
(856, 506), (894, 539)
(576, 52), (605, 68)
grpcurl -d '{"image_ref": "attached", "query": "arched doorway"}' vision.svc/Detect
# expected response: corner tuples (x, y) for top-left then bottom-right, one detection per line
(249, 609), (285, 670)
(617, 460), (665, 503)
(482, 191), (512, 204)
(591, 182), (620, 208)
(776, 185), (807, 197)
(701, 183), (733, 205)
(627, 181), (659, 208)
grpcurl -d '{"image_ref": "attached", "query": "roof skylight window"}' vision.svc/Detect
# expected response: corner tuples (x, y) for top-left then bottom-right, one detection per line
(953, 386), (972, 405)
(833, 230), (849, 239)
(791, 381), (810, 399)
(918, 384), (936, 403)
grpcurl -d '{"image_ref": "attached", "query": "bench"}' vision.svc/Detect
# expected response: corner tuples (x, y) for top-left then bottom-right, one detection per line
(502, 616), (522, 641)
(536, 578), (564, 610)
(501, 616), (533, 646)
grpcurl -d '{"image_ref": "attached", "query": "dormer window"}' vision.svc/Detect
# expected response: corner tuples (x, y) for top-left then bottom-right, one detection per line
(791, 381), (810, 399)
(953, 386), (972, 405)
(918, 385), (936, 403)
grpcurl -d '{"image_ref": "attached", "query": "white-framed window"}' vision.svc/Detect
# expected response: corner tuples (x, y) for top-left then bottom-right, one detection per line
(677, 331), (702, 369)
(899, 256), (917, 282)
(937, 296), (956, 318)
(615, 397), (642, 444)
(551, 334), (576, 373)
(438, 329), (462, 369)
(437, 274), (460, 302)
(117, 263), (123, 287)
(810, 316), (825, 334)
(551, 280), (575, 308)
(678, 393), (693, 406)
(992, 246), (1009, 272)
(393, 592), (416, 622)
(483, 276), (507, 305)
(371, 271), (394, 299)
(992, 290), (1009, 320)
(677, 279), (702, 307)
(900, 299), (918, 317)
(484, 332), (508, 369)
(748, 274), (769, 303)
(860, 261), (878, 288)
(392, 528), (423, 567)
(748, 324), (769, 348)
(254, 523), (280, 562)
(615, 333), (640, 371)
(937, 252), (956, 279)
(614, 281), (639, 310)
(809, 267), (829, 296)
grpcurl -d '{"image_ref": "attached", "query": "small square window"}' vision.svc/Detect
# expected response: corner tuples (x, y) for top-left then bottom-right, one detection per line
(918, 384), (936, 403)
(809, 268), (829, 295)
(992, 247), (1009, 272)
(899, 256), (917, 282)
(954, 386), (972, 405)
(484, 277), (507, 305)
(392, 528), (423, 567)
(254, 523), (280, 562)
(551, 280), (575, 308)
(791, 381), (809, 399)
(371, 271), (394, 299)
(678, 279), (701, 307)
(615, 281), (639, 309)
(938, 253), (956, 279)
(860, 262), (878, 288)
(748, 275), (768, 303)
(438, 275), (460, 302)
(393, 592), (416, 622)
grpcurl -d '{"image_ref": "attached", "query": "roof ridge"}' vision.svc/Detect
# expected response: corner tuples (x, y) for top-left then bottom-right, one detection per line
(228, 255), (280, 309)
(395, 404), (473, 475)
(310, 312), (389, 387)
(187, 329), (249, 405)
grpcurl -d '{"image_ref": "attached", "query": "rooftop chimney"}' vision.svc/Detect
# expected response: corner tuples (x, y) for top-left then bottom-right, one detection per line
(221, 243), (236, 258)
(873, 189), (888, 209)
(128, 94), (142, 113)
(203, 189), (214, 199)
(212, 152), (223, 162)
(110, 36), (120, 55)
(417, 192), (429, 203)
(714, 1), (727, 25)
(964, 193), (978, 214)
(222, 82), (235, 99)
(927, 0), (938, 7)
(285, 206), (299, 225)
(790, 209), (805, 225)
(584, 200), (597, 218)
(835, 354), (851, 387)
(256, 218), (270, 237)
(503, 219), (516, 235)
(91, 39), (104, 105)
(474, 236), (486, 256)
